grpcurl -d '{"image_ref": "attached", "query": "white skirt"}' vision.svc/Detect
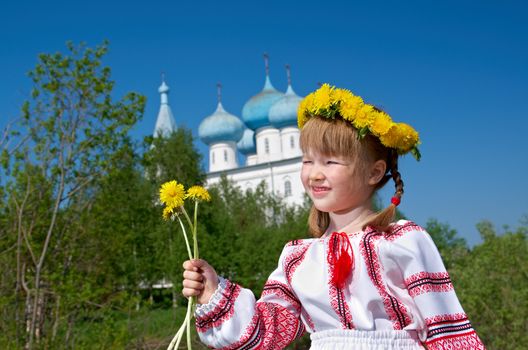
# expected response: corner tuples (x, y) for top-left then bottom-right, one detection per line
(310, 329), (425, 350)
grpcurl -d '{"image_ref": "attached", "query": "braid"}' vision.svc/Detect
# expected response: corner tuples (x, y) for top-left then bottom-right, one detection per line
(390, 150), (404, 202)
(364, 150), (404, 232)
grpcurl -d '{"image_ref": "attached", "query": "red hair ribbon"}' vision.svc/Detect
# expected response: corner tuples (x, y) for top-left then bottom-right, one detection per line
(327, 231), (354, 288)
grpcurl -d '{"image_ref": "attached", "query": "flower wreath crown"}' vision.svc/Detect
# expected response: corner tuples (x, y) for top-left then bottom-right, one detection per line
(297, 84), (421, 161)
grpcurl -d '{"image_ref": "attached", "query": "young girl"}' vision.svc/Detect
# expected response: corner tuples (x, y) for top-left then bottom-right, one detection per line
(182, 84), (485, 349)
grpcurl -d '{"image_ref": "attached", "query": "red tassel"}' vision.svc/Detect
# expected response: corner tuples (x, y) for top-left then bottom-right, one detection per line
(328, 232), (354, 288)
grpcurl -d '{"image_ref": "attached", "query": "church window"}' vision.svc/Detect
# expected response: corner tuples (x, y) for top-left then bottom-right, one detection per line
(290, 136), (295, 149)
(224, 150), (228, 162)
(264, 138), (270, 154)
(212, 151), (215, 164)
(284, 180), (292, 197)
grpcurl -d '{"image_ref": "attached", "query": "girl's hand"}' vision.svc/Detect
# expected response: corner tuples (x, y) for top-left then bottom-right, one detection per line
(182, 259), (219, 305)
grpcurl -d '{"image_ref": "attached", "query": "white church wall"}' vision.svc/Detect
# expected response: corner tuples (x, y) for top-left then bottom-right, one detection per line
(246, 154), (258, 166)
(206, 156), (305, 207)
(209, 142), (239, 172)
(255, 126), (282, 163)
(280, 127), (302, 159)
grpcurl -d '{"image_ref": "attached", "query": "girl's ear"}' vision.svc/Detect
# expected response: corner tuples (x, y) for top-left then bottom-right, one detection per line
(368, 160), (387, 186)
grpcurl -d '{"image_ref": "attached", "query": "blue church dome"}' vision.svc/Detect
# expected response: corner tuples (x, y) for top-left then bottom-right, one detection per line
(242, 76), (284, 130)
(199, 103), (244, 145)
(237, 128), (256, 155)
(269, 84), (302, 128)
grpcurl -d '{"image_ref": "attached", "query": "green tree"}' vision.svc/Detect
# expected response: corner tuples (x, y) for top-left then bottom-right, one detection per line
(1, 41), (145, 348)
(452, 219), (528, 349)
(198, 177), (309, 294)
(50, 140), (158, 348)
(143, 128), (205, 188)
(142, 128), (206, 308)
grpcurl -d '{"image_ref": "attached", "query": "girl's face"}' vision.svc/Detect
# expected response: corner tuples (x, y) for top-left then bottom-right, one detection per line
(301, 150), (375, 214)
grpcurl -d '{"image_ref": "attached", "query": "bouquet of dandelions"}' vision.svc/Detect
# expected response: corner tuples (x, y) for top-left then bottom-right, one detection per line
(159, 180), (211, 350)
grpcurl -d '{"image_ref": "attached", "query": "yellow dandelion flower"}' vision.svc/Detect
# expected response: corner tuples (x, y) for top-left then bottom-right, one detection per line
(309, 92), (321, 111)
(159, 180), (185, 209)
(379, 123), (420, 152)
(370, 110), (393, 136)
(297, 97), (310, 128)
(296, 83), (420, 158)
(186, 186), (211, 202)
(162, 206), (174, 221)
(338, 93), (364, 122)
(332, 88), (353, 104)
(312, 84), (333, 111)
(394, 123), (420, 152)
(379, 124), (400, 148)
(352, 104), (375, 129)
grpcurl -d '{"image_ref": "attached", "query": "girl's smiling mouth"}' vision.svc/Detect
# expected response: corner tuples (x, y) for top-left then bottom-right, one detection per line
(311, 186), (331, 196)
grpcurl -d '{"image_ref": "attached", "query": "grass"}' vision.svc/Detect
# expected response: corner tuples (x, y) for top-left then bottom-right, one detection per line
(51, 305), (207, 350)
(73, 306), (311, 349)
(2, 298), (311, 349)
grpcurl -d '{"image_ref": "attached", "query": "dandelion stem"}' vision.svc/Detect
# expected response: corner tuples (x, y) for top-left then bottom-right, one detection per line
(161, 182), (210, 350)
(193, 201), (199, 259)
(167, 315), (187, 350)
(181, 206), (194, 233)
(176, 216), (193, 261)
(186, 297), (193, 349)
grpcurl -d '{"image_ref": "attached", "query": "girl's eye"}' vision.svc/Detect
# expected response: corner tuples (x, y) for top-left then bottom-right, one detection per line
(302, 160), (313, 164)
(327, 160), (339, 165)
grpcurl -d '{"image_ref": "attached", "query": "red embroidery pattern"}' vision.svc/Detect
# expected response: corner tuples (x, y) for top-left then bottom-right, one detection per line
(222, 312), (261, 350)
(405, 271), (453, 297)
(426, 331), (485, 350)
(283, 241), (312, 285)
(258, 302), (303, 349)
(196, 280), (241, 333)
(425, 313), (467, 325)
(221, 302), (303, 350)
(359, 229), (412, 330)
(294, 321), (306, 343)
(301, 308), (316, 332)
(261, 280), (301, 311)
(425, 313), (485, 350)
(327, 235), (355, 329)
(384, 221), (425, 241)
(285, 239), (304, 248)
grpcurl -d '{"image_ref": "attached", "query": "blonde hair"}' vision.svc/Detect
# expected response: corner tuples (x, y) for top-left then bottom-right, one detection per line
(300, 117), (403, 237)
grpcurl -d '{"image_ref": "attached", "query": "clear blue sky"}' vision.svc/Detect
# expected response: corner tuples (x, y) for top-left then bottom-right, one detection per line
(1, 0), (526, 246)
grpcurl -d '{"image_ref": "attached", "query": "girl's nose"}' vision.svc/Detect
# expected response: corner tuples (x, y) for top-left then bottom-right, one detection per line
(309, 168), (325, 182)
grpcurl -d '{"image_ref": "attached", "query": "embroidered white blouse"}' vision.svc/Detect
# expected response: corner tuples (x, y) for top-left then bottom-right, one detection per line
(194, 220), (485, 349)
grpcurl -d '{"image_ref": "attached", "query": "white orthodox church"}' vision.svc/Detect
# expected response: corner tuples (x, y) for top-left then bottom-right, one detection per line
(153, 58), (306, 207)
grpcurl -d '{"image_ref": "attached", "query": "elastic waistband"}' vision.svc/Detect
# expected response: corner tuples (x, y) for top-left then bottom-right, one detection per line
(310, 329), (423, 349)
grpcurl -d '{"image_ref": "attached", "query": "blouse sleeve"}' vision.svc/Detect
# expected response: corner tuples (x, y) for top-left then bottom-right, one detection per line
(386, 223), (486, 350)
(194, 243), (305, 349)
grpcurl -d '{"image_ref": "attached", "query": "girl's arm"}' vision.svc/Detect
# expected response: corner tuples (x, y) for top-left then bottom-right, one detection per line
(386, 222), (486, 350)
(182, 245), (305, 350)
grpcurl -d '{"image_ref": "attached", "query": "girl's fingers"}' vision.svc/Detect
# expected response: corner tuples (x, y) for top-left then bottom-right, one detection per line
(181, 259), (218, 304)
(183, 259), (211, 272)
(182, 287), (201, 298)
(183, 270), (203, 281)
(182, 279), (204, 290)
(182, 260), (198, 271)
